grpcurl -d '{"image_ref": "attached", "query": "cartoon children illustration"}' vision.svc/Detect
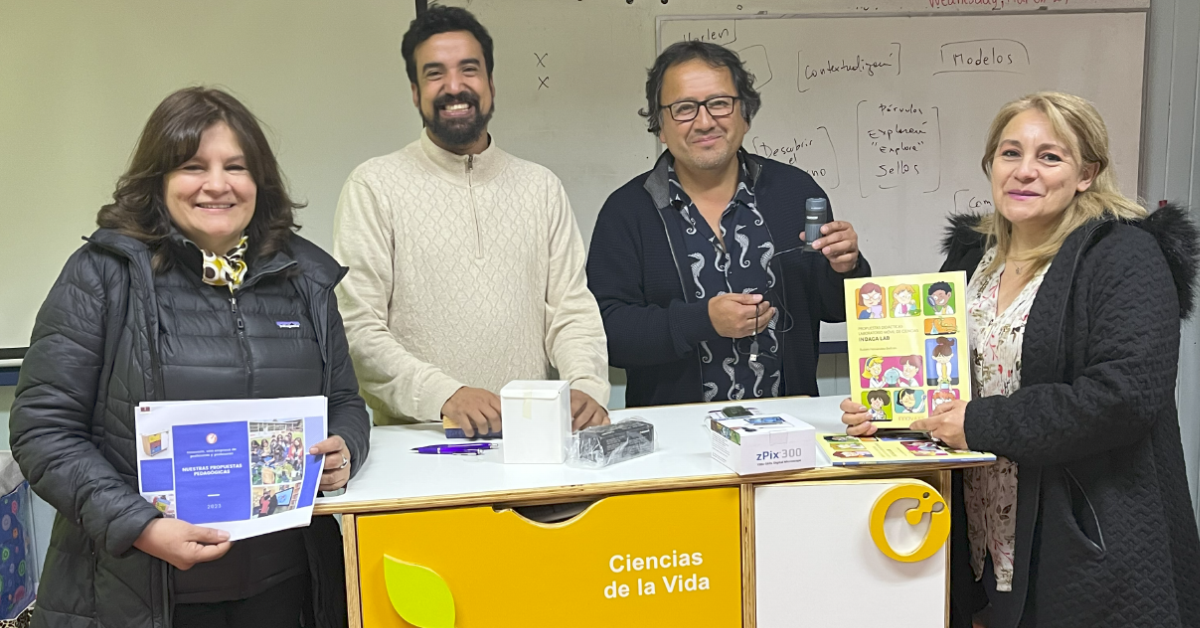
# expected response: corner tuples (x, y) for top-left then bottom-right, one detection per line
(930, 388), (958, 411)
(833, 450), (873, 459)
(866, 389), (891, 422)
(898, 355), (922, 387)
(857, 282), (885, 319)
(895, 388), (925, 414)
(927, 281), (955, 315)
(883, 367), (903, 387)
(862, 356), (885, 388)
(892, 284), (919, 317)
(929, 337), (958, 386)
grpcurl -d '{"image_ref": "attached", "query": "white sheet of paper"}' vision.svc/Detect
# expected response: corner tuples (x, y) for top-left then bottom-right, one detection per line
(134, 396), (328, 541)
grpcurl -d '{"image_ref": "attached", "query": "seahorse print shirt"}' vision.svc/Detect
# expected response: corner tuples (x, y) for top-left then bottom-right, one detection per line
(667, 157), (781, 402)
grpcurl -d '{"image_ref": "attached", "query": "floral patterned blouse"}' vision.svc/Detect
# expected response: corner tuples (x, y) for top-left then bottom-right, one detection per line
(963, 247), (1050, 592)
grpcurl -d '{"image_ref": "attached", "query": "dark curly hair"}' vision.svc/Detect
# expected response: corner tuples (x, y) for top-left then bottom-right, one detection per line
(639, 40), (761, 136)
(97, 87), (301, 272)
(402, 6), (495, 85)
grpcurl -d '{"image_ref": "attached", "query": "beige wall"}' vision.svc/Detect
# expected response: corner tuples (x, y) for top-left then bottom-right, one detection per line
(0, 0), (423, 349)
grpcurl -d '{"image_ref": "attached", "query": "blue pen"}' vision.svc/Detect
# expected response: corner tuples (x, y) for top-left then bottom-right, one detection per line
(412, 443), (497, 455)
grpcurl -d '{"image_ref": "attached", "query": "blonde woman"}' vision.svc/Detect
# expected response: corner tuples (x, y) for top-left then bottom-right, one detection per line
(892, 283), (919, 317)
(841, 92), (1200, 628)
(861, 356), (885, 388)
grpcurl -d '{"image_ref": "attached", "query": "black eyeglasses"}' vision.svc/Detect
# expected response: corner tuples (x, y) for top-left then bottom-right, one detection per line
(660, 96), (739, 122)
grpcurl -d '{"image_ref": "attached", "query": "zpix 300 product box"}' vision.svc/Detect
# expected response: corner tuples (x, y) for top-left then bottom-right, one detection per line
(709, 413), (816, 475)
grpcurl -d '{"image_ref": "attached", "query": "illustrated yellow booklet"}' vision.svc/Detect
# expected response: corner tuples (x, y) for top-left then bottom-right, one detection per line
(844, 272), (971, 429)
(818, 433), (995, 466)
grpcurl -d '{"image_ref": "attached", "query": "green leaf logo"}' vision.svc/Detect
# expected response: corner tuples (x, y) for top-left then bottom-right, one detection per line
(383, 554), (456, 628)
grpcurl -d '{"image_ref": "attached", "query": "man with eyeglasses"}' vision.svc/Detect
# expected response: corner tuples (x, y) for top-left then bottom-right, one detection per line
(587, 40), (870, 407)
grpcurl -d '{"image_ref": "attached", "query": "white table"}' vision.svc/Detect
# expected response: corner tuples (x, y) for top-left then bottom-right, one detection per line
(318, 397), (985, 628)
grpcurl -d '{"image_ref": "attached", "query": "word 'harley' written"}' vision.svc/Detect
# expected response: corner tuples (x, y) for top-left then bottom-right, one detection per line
(683, 27), (731, 43)
(676, 21), (736, 46)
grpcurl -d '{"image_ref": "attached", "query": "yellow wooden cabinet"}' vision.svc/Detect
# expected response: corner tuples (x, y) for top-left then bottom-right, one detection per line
(355, 488), (743, 628)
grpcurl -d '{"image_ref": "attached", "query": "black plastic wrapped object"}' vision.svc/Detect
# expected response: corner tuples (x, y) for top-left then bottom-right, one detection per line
(570, 419), (656, 468)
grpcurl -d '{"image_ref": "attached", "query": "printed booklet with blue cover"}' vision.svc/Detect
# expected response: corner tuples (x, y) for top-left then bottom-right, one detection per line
(135, 396), (328, 540)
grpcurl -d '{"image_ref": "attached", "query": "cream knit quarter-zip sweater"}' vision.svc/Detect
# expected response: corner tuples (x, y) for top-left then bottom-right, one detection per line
(333, 131), (610, 424)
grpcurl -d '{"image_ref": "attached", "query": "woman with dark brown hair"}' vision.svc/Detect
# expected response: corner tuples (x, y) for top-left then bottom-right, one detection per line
(10, 87), (370, 628)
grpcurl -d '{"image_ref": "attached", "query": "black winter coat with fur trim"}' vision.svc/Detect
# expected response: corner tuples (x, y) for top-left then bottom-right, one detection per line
(940, 205), (1200, 628)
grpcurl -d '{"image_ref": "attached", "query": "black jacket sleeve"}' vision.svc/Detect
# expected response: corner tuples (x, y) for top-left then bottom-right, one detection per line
(324, 289), (370, 480)
(10, 249), (160, 556)
(964, 230), (1180, 466)
(587, 192), (721, 368)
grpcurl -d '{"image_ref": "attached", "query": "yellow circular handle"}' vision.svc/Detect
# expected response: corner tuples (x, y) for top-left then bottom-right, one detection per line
(869, 484), (950, 563)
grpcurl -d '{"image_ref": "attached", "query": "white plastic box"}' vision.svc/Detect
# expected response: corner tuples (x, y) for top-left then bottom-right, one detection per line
(709, 413), (816, 475)
(500, 380), (571, 464)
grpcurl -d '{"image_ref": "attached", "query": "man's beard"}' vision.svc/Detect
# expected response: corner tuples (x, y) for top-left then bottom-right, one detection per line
(423, 90), (494, 148)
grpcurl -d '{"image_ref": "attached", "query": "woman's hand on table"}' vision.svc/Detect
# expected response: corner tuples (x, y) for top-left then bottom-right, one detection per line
(910, 400), (969, 450)
(311, 435), (351, 491)
(134, 518), (232, 570)
(840, 397), (878, 437)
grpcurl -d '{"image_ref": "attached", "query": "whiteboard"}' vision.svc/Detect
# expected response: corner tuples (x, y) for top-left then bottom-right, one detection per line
(0, 0), (1149, 351)
(659, 12), (1146, 276)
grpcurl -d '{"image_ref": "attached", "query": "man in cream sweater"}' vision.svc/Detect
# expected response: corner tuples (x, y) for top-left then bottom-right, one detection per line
(333, 6), (610, 436)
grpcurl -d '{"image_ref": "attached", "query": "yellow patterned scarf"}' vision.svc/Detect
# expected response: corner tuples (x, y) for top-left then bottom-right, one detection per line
(199, 236), (249, 293)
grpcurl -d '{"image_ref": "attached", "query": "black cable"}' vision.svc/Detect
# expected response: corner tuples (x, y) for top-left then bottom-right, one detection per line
(736, 286), (795, 363)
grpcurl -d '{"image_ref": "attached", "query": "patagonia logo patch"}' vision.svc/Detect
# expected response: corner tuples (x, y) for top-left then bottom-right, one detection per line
(276, 321), (301, 329)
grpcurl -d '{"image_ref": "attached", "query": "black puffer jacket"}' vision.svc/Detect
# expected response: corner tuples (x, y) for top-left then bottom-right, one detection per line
(10, 229), (370, 628)
(941, 205), (1200, 628)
